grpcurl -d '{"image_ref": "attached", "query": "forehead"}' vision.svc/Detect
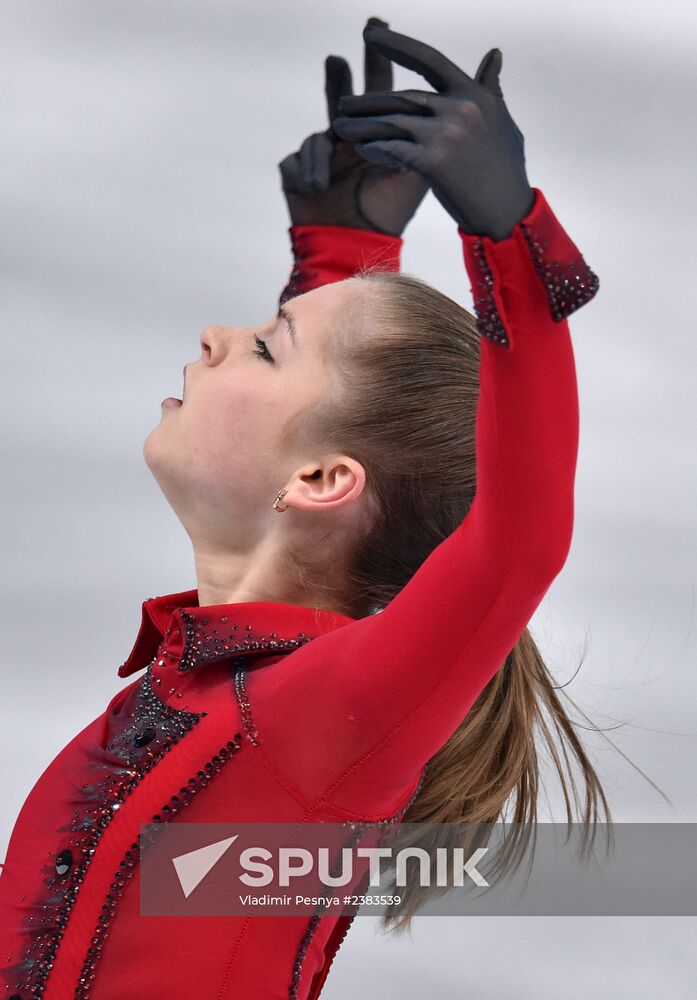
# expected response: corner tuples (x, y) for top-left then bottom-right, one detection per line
(291, 277), (359, 320)
(288, 278), (366, 350)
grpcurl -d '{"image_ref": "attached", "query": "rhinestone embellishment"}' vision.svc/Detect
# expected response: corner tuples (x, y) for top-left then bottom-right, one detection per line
(73, 733), (243, 999)
(177, 610), (312, 673)
(520, 223), (599, 322)
(233, 664), (260, 746)
(469, 238), (510, 347)
(54, 849), (73, 876)
(288, 768), (426, 999)
(279, 241), (319, 306)
(5, 663), (204, 1000)
(467, 213), (600, 349)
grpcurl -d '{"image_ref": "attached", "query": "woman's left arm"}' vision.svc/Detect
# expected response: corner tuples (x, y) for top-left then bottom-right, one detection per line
(251, 27), (599, 817)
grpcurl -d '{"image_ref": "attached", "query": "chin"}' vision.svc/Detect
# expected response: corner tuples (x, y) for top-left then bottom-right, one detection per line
(142, 432), (188, 511)
(142, 424), (171, 478)
(142, 425), (158, 469)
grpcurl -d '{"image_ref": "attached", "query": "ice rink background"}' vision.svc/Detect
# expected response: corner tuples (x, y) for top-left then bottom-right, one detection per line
(1, 1), (695, 995)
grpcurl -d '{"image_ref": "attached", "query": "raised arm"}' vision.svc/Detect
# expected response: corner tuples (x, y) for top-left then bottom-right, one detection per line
(252, 26), (599, 817)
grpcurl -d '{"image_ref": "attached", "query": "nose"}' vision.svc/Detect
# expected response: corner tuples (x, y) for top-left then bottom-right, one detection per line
(199, 325), (229, 365)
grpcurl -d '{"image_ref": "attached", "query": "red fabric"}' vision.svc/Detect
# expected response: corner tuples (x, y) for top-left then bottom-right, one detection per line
(0, 189), (597, 999)
(278, 223), (402, 302)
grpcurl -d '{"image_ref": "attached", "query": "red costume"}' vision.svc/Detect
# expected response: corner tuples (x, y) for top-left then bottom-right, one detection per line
(0, 187), (598, 999)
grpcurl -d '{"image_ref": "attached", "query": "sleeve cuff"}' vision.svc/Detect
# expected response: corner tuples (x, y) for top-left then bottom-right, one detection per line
(279, 224), (402, 304)
(458, 188), (600, 349)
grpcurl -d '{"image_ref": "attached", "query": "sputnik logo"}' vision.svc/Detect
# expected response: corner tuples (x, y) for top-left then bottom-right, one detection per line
(172, 835), (239, 898)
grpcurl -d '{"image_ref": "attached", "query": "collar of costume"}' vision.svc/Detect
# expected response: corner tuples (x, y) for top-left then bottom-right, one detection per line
(118, 588), (356, 678)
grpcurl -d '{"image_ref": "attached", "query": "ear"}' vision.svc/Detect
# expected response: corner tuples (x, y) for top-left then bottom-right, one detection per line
(284, 455), (367, 512)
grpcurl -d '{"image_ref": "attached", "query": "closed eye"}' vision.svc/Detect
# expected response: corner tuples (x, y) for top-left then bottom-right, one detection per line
(253, 334), (274, 363)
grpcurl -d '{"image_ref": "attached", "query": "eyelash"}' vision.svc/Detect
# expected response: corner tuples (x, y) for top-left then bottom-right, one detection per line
(253, 335), (273, 362)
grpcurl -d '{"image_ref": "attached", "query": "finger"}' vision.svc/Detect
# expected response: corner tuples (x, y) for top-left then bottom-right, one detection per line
(333, 113), (419, 144)
(339, 88), (438, 117)
(354, 138), (423, 173)
(325, 55), (353, 124)
(278, 150), (304, 193)
(311, 131), (334, 191)
(474, 47), (503, 98)
(364, 16), (392, 93)
(298, 132), (334, 193)
(363, 23), (472, 93)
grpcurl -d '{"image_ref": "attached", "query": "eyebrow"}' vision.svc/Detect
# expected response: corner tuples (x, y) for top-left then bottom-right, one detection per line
(276, 305), (298, 347)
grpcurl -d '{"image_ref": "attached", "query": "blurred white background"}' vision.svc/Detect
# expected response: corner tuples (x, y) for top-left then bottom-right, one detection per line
(1, 1), (695, 996)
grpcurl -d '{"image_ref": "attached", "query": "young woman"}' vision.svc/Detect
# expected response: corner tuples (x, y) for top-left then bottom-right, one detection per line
(0, 19), (608, 1000)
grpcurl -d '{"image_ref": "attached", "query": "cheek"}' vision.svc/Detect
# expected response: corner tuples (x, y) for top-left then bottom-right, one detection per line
(185, 381), (288, 471)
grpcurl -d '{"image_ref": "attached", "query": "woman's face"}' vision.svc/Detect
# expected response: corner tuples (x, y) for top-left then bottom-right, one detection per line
(143, 278), (360, 542)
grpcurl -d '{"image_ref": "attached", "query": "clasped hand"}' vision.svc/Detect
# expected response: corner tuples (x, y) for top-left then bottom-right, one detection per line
(334, 23), (535, 242)
(279, 18), (535, 243)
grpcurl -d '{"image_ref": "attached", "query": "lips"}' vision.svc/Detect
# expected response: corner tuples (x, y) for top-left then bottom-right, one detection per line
(161, 366), (187, 409)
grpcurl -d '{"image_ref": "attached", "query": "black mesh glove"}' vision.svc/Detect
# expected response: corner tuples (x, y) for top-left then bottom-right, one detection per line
(278, 16), (428, 237)
(333, 24), (535, 242)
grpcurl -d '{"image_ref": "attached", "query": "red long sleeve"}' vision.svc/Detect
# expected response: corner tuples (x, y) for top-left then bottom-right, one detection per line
(253, 188), (598, 816)
(278, 222), (402, 303)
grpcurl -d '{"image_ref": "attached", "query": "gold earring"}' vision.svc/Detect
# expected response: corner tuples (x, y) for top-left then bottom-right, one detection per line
(272, 488), (289, 512)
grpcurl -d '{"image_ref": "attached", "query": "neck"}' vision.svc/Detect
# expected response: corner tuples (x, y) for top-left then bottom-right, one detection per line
(192, 536), (353, 617)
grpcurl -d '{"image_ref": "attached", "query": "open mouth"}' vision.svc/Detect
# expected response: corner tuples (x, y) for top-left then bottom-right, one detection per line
(161, 365), (187, 409)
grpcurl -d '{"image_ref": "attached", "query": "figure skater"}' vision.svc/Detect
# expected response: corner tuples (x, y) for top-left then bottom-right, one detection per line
(1, 17), (610, 1000)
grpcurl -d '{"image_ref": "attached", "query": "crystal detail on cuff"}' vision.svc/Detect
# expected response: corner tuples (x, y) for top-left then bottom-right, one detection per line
(520, 223), (600, 322)
(469, 239), (510, 348)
